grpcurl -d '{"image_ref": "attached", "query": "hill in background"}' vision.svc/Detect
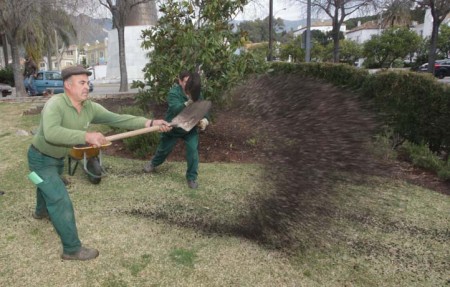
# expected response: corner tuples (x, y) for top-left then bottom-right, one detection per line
(70, 14), (113, 46)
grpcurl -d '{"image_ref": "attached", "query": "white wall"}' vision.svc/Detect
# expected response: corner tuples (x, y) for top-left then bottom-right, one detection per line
(106, 25), (153, 83)
(346, 29), (380, 44)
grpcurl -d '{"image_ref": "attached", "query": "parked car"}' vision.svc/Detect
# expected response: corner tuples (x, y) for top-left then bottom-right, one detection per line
(417, 59), (450, 79)
(25, 70), (64, 96)
(0, 83), (13, 97)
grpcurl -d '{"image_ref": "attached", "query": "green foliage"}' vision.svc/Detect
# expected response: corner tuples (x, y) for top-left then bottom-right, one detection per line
(269, 62), (450, 176)
(400, 141), (450, 180)
(115, 106), (160, 158)
(137, 0), (265, 107)
(279, 36), (304, 62)
(361, 71), (450, 153)
(363, 27), (421, 68)
(269, 62), (368, 90)
(237, 17), (285, 43)
(400, 142), (443, 173)
(0, 66), (14, 86)
(437, 25), (450, 57)
(338, 40), (363, 65)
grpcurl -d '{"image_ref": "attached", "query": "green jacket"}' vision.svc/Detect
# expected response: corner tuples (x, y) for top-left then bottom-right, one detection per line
(31, 93), (148, 158)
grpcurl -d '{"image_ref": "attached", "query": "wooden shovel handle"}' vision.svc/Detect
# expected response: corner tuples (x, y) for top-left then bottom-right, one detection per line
(105, 126), (161, 142)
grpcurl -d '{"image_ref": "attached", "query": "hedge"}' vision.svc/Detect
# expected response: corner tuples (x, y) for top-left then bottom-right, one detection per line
(269, 62), (450, 154)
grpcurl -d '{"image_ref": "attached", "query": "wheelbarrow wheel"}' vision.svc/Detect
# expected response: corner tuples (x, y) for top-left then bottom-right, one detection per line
(87, 157), (102, 184)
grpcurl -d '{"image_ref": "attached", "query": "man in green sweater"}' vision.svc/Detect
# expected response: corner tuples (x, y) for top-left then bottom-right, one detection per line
(143, 71), (209, 189)
(27, 65), (171, 261)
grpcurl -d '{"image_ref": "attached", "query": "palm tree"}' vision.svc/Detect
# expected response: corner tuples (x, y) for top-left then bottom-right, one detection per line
(21, 1), (76, 71)
(380, 0), (414, 28)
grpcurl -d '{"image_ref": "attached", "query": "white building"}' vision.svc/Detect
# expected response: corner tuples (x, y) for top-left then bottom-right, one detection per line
(346, 9), (450, 45)
(345, 20), (383, 44)
(293, 19), (347, 37)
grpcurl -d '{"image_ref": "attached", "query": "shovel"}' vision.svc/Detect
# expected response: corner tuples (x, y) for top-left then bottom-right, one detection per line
(68, 100), (211, 183)
(105, 100), (212, 142)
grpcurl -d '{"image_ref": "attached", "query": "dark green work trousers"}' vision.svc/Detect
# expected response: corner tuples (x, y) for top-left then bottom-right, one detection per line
(27, 146), (81, 254)
(151, 130), (199, 181)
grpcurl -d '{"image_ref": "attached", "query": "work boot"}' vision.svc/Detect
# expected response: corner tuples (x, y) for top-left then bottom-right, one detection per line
(61, 246), (99, 261)
(32, 211), (49, 220)
(187, 180), (198, 189)
(143, 161), (155, 173)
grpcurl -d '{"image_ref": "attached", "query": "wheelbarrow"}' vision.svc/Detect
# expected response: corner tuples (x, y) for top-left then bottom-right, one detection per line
(67, 100), (211, 184)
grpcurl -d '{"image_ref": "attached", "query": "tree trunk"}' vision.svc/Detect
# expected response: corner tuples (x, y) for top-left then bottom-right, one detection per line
(1, 34), (9, 67)
(9, 36), (27, 97)
(117, 26), (128, 92)
(427, 21), (439, 74)
(47, 48), (53, 70)
(332, 24), (340, 63)
(332, 11), (340, 63)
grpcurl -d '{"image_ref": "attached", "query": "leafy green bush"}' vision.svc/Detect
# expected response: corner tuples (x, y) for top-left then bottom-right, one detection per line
(0, 66), (14, 86)
(269, 62), (450, 180)
(361, 71), (449, 153)
(137, 0), (266, 108)
(400, 142), (442, 173)
(400, 141), (450, 180)
(115, 106), (160, 158)
(269, 62), (369, 90)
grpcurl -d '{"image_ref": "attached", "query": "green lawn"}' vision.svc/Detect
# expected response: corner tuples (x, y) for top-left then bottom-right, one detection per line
(0, 101), (448, 286)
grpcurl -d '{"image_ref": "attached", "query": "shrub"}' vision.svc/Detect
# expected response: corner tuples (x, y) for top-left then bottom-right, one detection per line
(115, 106), (160, 158)
(400, 141), (450, 181)
(269, 62), (450, 180)
(0, 66), (14, 86)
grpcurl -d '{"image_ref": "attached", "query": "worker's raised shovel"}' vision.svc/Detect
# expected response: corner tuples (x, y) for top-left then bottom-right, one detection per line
(104, 99), (212, 142)
(69, 100), (212, 181)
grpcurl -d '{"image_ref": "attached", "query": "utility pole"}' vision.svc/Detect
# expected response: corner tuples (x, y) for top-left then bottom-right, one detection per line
(268, 0), (273, 61)
(305, 0), (311, 62)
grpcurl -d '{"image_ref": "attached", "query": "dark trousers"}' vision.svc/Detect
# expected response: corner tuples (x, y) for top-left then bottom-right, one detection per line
(27, 146), (81, 254)
(151, 130), (199, 181)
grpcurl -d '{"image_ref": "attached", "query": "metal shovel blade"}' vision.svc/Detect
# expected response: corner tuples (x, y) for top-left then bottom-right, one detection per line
(171, 100), (212, 131)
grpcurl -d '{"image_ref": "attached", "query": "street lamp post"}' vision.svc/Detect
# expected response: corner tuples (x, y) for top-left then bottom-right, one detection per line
(305, 0), (311, 62)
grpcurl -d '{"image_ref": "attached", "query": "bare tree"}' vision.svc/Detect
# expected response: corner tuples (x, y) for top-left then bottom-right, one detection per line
(297, 0), (377, 62)
(416, 1), (450, 74)
(381, 0), (413, 28)
(322, 0), (378, 62)
(99, 0), (156, 92)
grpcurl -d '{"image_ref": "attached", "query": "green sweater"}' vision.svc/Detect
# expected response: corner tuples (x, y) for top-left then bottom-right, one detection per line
(31, 93), (148, 158)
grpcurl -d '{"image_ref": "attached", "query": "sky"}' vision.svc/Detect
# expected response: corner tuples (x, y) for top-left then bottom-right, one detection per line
(235, 0), (305, 21)
(89, 1), (306, 22)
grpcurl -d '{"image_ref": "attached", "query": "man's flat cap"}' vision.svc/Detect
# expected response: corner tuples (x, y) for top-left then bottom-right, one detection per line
(61, 66), (92, 81)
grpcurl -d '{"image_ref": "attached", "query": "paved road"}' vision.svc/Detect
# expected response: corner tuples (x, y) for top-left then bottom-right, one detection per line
(3, 83), (140, 100)
(90, 83), (139, 96)
(438, 77), (450, 84)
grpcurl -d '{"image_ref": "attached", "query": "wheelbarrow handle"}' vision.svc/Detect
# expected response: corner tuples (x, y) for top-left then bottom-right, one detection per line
(105, 126), (161, 142)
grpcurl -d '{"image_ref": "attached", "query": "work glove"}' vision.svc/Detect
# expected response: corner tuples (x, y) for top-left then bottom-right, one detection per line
(184, 99), (193, 106)
(198, 118), (209, 131)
